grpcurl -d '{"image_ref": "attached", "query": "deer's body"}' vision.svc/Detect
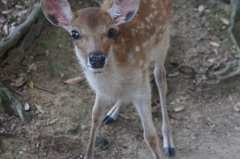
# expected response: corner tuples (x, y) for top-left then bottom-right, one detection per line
(41, 0), (174, 158)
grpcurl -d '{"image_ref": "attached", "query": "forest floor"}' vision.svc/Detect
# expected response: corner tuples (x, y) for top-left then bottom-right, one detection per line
(1, 0), (240, 159)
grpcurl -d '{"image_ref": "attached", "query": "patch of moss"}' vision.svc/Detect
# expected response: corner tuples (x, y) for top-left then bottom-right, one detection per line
(51, 61), (65, 71)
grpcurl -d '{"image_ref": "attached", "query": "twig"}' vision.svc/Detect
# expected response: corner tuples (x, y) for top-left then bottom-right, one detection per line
(34, 85), (55, 94)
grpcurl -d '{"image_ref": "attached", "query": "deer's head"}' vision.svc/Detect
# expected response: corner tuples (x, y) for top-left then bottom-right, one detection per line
(41, 0), (140, 73)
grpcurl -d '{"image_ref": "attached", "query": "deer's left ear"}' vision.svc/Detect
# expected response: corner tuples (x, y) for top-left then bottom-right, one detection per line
(109, 0), (140, 25)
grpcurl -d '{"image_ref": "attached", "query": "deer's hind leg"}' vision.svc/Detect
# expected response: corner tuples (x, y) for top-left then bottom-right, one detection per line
(153, 24), (175, 157)
(103, 100), (125, 124)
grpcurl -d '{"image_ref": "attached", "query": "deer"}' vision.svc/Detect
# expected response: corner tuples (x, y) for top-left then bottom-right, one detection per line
(40, 0), (174, 158)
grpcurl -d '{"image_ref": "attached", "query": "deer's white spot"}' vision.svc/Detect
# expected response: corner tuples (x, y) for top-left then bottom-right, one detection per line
(145, 17), (150, 22)
(128, 53), (136, 64)
(135, 46), (140, 52)
(162, 25), (166, 30)
(149, 13), (154, 19)
(121, 38), (125, 44)
(142, 41), (149, 48)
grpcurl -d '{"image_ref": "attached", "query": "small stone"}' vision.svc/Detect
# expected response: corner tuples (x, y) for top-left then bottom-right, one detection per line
(80, 125), (87, 131)
(19, 151), (24, 155)
(37, 113), (43, 120)
(234, 127), (240, 131)
(24, 103), (30, 111)
(198, 5), (205, 13)
(152, 106), (158, 113)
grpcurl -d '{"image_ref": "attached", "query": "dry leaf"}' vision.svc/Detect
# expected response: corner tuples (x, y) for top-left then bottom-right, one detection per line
(48, 118), (59, 125)
(119, 114), (130, 120)
(2, 9), (12, 14)
(3, 23), (8, 35)
(27, 79), (34, 89)
(169, 112), (184, 120)
(15, 5), (24, 9)
(209, 41), (220, 47)
(173, 106), (185, 113)
(14, 76), (26, 87)
(168, 72), (180, 78)
(220, 18), (230, 25)
(35, 104), (44, 114)
(233, 105), (240, 112)
(213, 49), (218, 56)
(64, 76), (86, 85)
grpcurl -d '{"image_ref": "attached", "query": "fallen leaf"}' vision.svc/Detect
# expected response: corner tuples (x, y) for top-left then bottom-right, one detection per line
(173, 106), (185, 113)
(64, 76), (86, 85)
(15, 10), (28, 17)
(221, 55), (229, 64)
(28, 63), (37, 71)
(168, 72), (180, 78)
(3, 23), (8, 35)
(213, 49), (218, 56)
(209, 41), (220, 48)
(48, 118), (59, 125)
(119, 114), (130, 120)
(15, 5), (24, 9)
(220, 18), (230, 25)
(233, 105), (240, 112)
(2, 9), (12, 14)
(14, 76), (26, 87)
(169, 112), (184, 120)
(27, 79), (34, 89)
(35, 104), (44, 114)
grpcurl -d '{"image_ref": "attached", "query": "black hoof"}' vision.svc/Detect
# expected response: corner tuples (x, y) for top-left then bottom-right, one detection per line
(164, 147), (175, 157)
(103, 115), (115, 124)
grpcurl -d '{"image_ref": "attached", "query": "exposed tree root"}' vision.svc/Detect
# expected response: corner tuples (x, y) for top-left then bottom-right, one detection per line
(206, 0), (240, 84)
(0, 3), (46, 61)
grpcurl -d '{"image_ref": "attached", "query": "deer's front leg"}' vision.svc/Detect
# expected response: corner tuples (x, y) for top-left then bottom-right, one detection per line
(84, 95), (108, 159)
(133, 91), (162, 159)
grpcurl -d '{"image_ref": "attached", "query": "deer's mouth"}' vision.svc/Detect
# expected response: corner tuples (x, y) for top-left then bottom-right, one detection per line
(87, 66), (105, 73)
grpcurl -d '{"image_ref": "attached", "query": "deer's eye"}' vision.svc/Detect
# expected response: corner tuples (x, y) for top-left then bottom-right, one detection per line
(71, 30), (80, 40)
(108, 28), (117, 39)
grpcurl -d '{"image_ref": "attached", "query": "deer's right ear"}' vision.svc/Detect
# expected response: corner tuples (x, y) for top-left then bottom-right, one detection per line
(40, 0), (73, 27)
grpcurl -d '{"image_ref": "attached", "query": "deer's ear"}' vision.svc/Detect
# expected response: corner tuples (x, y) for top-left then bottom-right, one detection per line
(109, 0), (140, 25)
(41, 0), (73, 27)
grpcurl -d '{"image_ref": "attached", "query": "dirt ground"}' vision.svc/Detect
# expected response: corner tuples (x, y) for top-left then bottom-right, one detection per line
(1, 0), (240, 159)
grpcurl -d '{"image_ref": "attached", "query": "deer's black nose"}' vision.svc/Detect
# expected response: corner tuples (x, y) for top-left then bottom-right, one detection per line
(88, 51), (107, 68)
